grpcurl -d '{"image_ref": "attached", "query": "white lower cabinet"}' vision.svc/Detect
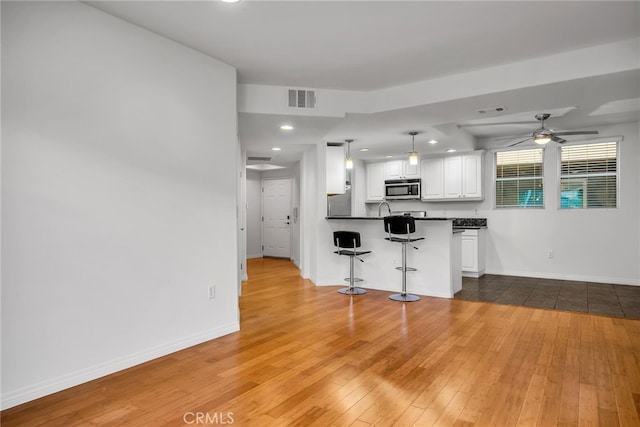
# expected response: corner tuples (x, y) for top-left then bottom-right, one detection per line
(461, 229), (485, 277)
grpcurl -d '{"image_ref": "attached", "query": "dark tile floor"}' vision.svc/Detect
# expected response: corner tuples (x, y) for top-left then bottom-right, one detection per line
(455, 274), (640, 319)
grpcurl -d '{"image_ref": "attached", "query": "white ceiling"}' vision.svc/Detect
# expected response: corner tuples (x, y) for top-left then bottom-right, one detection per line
(88, 0), (640, 164)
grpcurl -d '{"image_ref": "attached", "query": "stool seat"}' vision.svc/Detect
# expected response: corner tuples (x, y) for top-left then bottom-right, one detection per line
(333, 230), (371, 295)
(384, 237), (424, 243)
(334, 249), (372, 257)
(383, 215), (424, 302)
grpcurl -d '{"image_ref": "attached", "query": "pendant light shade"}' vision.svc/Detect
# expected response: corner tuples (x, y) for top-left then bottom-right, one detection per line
(345, 139), (354, 169)
(408, 132), (419, 165)
(408, 152), (419, 165)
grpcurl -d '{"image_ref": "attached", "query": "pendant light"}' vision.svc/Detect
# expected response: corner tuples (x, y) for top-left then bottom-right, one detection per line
(345, 139), (354, 169)
(408, 131), (419, 165)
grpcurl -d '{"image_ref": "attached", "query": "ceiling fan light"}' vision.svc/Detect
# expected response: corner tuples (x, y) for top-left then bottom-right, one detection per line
(534, 134), (552, 145)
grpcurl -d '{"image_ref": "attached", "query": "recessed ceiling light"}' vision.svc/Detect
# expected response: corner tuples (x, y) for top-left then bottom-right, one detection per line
(446, 149), (457, 153)
(385, 155), (393, 158)
(359, 148), (369, 152)
(428, 139), (439, 145)
(280, 124), (293, 131)
(272, 147), (281, 151)
(220, 0), (240, 3)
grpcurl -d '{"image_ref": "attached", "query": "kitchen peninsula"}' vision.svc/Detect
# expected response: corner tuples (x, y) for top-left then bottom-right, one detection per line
(324, 216), (464, 298)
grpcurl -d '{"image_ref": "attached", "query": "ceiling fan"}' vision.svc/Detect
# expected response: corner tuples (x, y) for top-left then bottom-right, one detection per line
(505, 113), (599, 147)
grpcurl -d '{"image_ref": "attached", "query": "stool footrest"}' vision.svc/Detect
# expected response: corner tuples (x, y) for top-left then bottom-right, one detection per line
(395, 266), (417, 272)
(338, 287), (367, 295)
(389, 293), (421, 302)
(344, 277), (364, 283)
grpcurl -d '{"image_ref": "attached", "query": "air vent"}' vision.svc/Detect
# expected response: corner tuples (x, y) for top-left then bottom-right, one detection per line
(476, 106), (506, 114)
(247, 156), (271, 161)
(288, 89), (316, 108)
(326, 142), (344, 147)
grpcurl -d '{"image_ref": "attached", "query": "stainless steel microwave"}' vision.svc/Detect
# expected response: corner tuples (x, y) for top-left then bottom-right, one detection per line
(384, 179), (421, 200)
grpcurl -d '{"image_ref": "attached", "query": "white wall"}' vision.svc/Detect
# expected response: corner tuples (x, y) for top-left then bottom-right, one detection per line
(1, 1), (239, 409)
(246, 169), (263, 259)
(299, 146), (318, 280)
(480, 122), (640, 285)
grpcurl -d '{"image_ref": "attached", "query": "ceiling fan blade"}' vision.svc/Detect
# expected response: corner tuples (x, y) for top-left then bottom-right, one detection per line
(508, 138), (531, 147)
(553, 130), (599, 136)
(552, 136), (567, 144)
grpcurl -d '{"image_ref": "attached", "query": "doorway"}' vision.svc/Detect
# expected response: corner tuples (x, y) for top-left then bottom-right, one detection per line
(262, 178), (292, 258)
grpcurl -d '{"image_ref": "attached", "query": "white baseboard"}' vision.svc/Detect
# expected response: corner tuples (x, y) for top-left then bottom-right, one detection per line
(462, 269), (485, 278)
(1, 322), (240, 410)
(246, 253), (263, 259)
(485, 269), (639, 286)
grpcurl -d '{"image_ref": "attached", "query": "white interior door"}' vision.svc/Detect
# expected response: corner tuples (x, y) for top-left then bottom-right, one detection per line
(262, 178), (291, 258)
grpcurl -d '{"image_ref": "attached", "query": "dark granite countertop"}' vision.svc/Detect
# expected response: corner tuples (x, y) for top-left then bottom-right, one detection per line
(452, 218), (487, 228)
(326, 216), (451, 221)
(326, 216), (488, 229)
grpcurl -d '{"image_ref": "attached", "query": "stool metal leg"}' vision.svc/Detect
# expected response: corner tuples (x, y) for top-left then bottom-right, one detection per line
(338, 254), (367, 295)
(389, 242), (420, 302)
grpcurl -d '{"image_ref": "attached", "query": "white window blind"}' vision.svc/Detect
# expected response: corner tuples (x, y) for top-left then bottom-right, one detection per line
(495, 148), (544, 208)
(560, 142), (618, 209)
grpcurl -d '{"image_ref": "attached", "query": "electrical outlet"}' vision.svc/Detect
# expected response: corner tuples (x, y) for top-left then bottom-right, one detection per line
(548, 250), (554, 259)
(208, 285), (215, 299)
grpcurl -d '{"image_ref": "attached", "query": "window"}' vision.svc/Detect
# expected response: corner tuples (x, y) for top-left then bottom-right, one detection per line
(495, 148), (544, 208)
(560, 142), (618, 209)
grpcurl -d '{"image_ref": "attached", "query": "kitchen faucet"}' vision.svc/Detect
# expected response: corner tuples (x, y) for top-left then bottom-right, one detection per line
(378, 201), (391, 217)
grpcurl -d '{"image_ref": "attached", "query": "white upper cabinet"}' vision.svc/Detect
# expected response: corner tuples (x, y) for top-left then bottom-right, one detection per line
(421, 151), (484, 201)
(385, 160), (403, 179)
(462, 153), (483, 199)
(421, 157), (444, 199)
(384, 159), (420, 180)
(326, 146), (346, 195)
(365, 162), (386, 201)
(404, 161), (421, 179)
(444, 156), (463, 198)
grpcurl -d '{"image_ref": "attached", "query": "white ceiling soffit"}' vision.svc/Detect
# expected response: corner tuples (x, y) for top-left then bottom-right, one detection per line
(239, 113), (343, 163)
(460, 107), (578, 127)
(589, 98), (640, 116)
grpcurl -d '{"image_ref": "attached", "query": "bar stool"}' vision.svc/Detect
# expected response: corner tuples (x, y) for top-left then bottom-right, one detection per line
(333, 231), (371, 295)
(384, 215), (424, 302)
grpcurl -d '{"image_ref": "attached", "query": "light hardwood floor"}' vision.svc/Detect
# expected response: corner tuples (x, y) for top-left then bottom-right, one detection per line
(3, 257), (640, 426)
